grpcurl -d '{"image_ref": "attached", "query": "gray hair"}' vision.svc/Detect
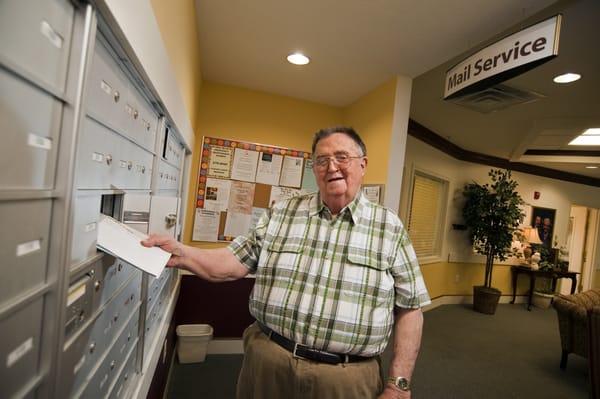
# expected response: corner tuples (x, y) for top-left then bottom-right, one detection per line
(311, 126), (367, 156)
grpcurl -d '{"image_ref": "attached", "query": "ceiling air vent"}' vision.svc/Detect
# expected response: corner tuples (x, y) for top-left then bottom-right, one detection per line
(448, 84), (545, 113)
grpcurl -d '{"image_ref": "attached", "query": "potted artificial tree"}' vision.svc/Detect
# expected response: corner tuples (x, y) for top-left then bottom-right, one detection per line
(462, 169), (524, 315)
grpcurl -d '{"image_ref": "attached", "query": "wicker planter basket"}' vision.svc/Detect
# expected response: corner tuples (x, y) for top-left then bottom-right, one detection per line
(532, 291), (554, 309)
(473, 286), (502, 315)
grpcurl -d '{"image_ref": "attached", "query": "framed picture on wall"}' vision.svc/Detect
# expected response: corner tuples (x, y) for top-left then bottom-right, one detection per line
(531, 206), (556, 248)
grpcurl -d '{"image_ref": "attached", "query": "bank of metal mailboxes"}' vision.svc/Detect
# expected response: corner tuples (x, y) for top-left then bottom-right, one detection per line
(0, 199), (51, 306)
(155, 160), (181, 191)
(0, 297), (44, 399)
(61, 306), (140, 398)
(0, 67), (62, 191)
(144, 269), (174, 360)
(105, 338), (139, 399)
(0, 0), (74, 94)
(70, 193), (152, 266)
(149, 196), (179, 237)
(65, 256), (138, 340)
(61, 268), (141, 397)
(76, 117), (154, 190)
(1, 2), (187, 397)
(86, 38), (158, 154)
(71, 194), (103, 266)
(162, 128), (185, 169)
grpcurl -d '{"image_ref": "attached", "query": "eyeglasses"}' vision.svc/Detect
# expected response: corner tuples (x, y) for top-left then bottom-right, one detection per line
(313, 153), (364, 169)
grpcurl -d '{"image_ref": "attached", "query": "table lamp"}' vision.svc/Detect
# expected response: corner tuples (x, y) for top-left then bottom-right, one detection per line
(521, 226), (542, 267)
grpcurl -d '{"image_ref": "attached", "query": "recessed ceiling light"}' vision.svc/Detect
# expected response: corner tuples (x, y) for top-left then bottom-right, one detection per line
(582, 128), (600, 136)
(585, 166), (598, 169)
(553, 73), (581, 84)
(287, 53), (310, 65)
(569, 127), (600, 145)
(569, 136), (600, 145)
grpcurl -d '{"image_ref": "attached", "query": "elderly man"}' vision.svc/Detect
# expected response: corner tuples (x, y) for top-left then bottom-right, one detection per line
(143, 127), (430, 398)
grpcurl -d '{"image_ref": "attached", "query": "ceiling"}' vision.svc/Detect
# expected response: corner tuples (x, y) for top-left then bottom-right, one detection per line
(195, 0), (600, 182)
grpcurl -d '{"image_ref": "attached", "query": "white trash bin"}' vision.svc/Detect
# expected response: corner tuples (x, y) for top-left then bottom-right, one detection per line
(176, 324), (213, 363)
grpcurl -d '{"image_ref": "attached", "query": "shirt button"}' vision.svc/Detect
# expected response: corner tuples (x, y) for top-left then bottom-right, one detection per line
(324, 253), (331, 260)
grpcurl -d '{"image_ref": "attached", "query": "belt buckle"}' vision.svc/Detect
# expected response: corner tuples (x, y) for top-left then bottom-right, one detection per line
(292, 343), (308, 360)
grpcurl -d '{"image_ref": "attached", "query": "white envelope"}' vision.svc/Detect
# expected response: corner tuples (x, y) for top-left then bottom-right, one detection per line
(97, 215), (171, 277)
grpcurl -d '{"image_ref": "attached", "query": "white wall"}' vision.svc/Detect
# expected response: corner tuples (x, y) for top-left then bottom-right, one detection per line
(400, 136), (600, 265)
(384, 76), (412, 210)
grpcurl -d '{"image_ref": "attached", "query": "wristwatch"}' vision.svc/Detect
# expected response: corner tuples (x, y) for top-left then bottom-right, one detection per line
(387, 376), (410, 391)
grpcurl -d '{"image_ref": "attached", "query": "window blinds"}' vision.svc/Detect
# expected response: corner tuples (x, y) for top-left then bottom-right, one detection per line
(408, 173), (443, 258)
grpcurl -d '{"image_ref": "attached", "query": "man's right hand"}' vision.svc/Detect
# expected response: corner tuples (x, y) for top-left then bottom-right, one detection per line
(142, 235), (248, 282)
(141, 234), (186, 268)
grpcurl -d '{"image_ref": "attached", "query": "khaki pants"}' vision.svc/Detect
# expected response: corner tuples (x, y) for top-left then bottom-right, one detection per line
(236, 323), (383, 399)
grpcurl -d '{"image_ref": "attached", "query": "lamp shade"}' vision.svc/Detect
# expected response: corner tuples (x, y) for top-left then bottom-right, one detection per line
(522, 226), (542, 244)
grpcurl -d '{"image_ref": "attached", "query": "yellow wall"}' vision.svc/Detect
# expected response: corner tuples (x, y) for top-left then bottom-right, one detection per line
(150, 0), (202, 132)
(180, 77), (522, 301)
(148, 5), (537, 300)
(182, 82), (344, 246)
(421, 262), (532, 299)
(178, 77), (521, 300)
(343, 78), (397, 184)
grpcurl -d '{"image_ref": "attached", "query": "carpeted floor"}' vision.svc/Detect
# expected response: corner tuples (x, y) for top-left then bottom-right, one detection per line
(166, 304), (590, 398)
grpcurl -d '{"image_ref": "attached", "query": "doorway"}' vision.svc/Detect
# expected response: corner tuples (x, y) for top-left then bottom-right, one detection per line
(562, 205), (600, 294)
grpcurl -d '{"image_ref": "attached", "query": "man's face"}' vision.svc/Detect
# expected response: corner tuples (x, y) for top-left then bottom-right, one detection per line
(312, 133), (367, 209)
(543, 218), (551, 229)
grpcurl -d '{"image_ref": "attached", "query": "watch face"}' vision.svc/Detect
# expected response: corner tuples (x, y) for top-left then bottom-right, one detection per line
(396, 377), (409, 391)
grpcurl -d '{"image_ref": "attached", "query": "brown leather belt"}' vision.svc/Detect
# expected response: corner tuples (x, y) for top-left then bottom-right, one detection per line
(257, 322), (370, 365)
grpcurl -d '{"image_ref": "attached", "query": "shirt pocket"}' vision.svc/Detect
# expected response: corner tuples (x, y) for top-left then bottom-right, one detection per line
(267, 235), (305, 254)
(346, 229), (389, 271)
(345, 244), (395, 303)
(261, 232), (307, 273)
(346, 247), (388, 270)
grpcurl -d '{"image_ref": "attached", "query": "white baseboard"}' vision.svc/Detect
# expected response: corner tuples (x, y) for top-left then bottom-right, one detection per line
(422, 294), (528, 312)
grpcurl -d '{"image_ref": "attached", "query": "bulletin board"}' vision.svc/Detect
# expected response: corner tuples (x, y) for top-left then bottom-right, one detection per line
(192, 136), (315, 242)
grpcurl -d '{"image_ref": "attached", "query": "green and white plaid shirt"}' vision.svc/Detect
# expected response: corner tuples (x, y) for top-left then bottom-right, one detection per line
(229, 191), (430, 356)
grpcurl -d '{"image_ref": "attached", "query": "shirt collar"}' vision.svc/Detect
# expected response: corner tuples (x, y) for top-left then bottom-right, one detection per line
(309, 190), (366, 224)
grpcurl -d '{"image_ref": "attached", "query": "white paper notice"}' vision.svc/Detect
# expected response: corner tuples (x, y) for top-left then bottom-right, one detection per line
(192, 209), (220, 242)
(249, 207), (266, 230)
(224, 212), (252, 238)
(204, 178), (231, 212)
(255, 152), (283, 185)
(231, 148), (259, 182)
(269, 186), (301, 207)
(301, 159), (318, 194)
(279, 156), (304, 188)
(228, 181), (255, 214)
(363, 186), (381, 204)
(97, 215), (170, 277)
(208, 145), (233, 178)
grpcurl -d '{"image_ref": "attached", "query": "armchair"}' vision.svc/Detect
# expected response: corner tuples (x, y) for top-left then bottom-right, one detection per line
(552, 289), (600, 369)
(589, 306), (600, 399)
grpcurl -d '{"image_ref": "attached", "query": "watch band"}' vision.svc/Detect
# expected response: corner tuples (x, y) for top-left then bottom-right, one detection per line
(387, 376), (410, 391)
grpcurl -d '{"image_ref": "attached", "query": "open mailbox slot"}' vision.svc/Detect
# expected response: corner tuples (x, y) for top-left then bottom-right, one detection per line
(100, 193), (124, 220)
